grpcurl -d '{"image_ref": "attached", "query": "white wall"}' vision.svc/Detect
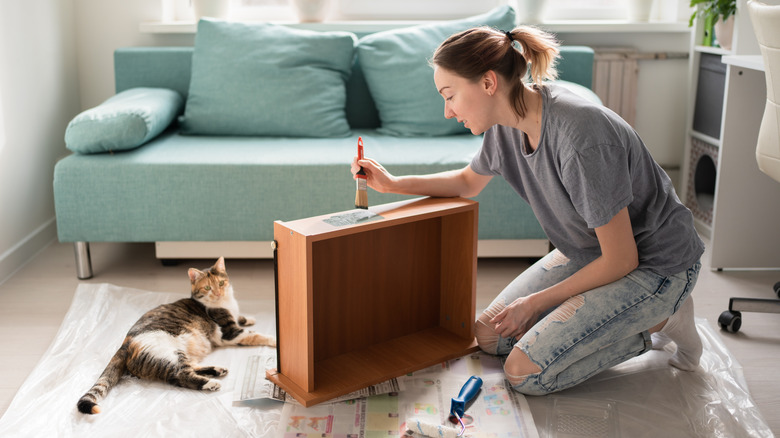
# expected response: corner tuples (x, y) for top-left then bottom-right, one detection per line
(74, 0), (194, 109)
(0, 0), (80, 283)
(0, 0), (193, 283)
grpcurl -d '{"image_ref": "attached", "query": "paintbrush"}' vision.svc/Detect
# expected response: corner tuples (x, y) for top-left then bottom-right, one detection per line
(355, 136), (368, 209)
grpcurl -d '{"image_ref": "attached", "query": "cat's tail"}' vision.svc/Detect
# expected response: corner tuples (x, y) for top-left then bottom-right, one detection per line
(77, 339), (129, 414)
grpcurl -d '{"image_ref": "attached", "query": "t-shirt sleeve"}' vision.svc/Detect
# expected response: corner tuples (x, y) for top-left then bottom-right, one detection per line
(560, 144), (633, 228)
(470, 129), (502, 176)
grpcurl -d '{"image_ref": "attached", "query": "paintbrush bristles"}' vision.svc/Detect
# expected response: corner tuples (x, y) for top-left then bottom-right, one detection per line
(355, 174), (368, 209)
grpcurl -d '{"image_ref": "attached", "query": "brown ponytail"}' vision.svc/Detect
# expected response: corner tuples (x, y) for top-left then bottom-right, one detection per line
(432, 26), (560, 119)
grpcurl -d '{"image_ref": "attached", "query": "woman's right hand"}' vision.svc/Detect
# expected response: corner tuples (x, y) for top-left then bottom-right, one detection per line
(351, 156), (397, 194)
(351, 156), (492, 198)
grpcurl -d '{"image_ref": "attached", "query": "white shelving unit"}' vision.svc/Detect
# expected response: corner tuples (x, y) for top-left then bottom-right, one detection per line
(681, 0), (780, 270)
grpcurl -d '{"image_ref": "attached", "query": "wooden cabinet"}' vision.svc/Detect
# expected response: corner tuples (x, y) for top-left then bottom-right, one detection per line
(266, 197), (479, 406)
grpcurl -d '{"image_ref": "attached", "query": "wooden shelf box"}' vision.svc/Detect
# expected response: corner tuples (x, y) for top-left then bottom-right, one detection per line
(267, 197), (479, 406)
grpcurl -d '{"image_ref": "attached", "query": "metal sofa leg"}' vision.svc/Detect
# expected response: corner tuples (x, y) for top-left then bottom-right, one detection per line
(74, 242), (93, 279)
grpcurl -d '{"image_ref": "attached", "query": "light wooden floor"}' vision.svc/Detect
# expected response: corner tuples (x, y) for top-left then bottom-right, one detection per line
(1, 240), (778, 435)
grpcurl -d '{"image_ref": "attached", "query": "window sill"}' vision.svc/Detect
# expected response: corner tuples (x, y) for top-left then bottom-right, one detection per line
(139, 20), (691, 34)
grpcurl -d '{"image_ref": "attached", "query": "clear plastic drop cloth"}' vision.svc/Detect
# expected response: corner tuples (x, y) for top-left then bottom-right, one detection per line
(523, 316), (774, 438)
(0, 283), (281, 438)
(0, 283), (773, 437)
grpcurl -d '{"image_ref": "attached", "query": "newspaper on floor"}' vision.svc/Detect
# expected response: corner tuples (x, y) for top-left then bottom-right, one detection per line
(234, 353), (404, 405)
(275, 353), (540, 438)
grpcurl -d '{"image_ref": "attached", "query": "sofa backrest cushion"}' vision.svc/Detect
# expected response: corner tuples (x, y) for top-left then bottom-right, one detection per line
(356, 6), (516, 137)
(180, 19), (357, 138)
(114, 35), (595, 134)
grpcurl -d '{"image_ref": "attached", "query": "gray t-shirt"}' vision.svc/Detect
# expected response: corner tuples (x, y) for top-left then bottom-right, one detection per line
(470, 84), (704, 275)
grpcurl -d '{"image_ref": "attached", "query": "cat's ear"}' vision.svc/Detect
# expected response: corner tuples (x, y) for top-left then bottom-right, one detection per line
(188, 268), (204, 284)
(215, 256), (226, 272)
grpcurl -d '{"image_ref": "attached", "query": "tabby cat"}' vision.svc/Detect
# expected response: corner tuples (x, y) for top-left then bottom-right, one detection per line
(77, 257), (275, 415)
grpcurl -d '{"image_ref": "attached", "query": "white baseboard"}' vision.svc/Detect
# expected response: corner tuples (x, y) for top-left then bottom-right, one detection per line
(0, 218), (57, 285)
(155, 241), (276, 259)
(155, 239), (550, 260)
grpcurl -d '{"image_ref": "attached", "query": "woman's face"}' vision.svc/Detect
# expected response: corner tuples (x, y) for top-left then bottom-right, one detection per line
(434, 67), (494, 135)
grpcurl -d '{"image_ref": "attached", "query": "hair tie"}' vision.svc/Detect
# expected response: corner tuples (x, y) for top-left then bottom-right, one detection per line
(504, 30), (514, 42)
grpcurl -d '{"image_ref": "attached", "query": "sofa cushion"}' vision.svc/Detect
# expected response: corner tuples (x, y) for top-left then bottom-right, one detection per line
(180, 19), (356, 138)
(356, 5), (516, 137)
(554, 80), (602, 104)
(64, 87), (183, 154)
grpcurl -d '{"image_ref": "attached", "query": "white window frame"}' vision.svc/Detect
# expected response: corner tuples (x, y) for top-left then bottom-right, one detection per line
(164, 0), (689, 23)
(231, 0), (296, 21)
(332, 0), (505, 21)
(543, 0), (628, 21)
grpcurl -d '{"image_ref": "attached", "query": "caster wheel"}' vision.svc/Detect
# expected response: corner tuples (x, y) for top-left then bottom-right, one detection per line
(773, 281), (780, 299)
(718, 310), (742, 333)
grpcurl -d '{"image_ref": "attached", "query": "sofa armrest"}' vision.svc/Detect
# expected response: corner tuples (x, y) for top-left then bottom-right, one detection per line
(115, 47), (194, 97)
(558, 46), (595, 89)
(554, 80), (602, 105)
(64, 87), (184, 154)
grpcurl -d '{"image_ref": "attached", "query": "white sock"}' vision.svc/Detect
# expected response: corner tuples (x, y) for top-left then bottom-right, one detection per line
(659, 297), (702, 371)
(651, 331), (671, 350)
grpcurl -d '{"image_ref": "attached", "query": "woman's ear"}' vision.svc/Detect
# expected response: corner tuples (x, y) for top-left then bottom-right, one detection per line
(482, 70), (498, 96)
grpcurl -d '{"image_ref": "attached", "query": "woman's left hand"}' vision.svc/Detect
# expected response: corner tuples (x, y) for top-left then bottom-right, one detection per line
(490, 295), (542, 340)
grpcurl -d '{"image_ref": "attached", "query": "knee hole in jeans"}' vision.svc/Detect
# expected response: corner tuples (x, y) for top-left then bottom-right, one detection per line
(476, 313), (499, 354)
(475, 301), (506, 354)
(504, 346), (542, 386)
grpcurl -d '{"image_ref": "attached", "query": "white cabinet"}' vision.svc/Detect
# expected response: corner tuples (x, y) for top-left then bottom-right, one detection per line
(681, 0), (780, 269)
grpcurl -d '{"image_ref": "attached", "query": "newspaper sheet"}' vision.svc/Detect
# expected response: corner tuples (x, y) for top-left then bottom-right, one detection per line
(274, 353), (540, 438)
(235, 354), (404, 406)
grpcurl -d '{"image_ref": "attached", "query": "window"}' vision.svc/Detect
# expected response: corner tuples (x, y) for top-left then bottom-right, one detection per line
(164, 0), (685, 23)
(229, 0), (504, 21)
(332, 0), (504, 20)
(233, 0), (295, 21)
(544, 0), (627, 20)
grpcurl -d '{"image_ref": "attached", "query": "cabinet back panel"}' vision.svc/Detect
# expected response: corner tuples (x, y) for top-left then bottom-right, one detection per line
(312, 219), (442, 361)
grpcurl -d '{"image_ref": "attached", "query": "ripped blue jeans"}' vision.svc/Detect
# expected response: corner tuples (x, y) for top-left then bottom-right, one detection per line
(475, 249), (701, 396)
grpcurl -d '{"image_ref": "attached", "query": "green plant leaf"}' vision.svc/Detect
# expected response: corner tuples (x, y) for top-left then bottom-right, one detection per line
(688, 0), (736, 27)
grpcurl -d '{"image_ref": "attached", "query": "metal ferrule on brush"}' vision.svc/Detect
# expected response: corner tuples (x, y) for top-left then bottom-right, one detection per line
(356, 172), (367, 191)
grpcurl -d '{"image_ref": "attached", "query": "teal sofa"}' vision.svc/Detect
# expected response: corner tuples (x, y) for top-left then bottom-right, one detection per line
(53, 15), (597, 278)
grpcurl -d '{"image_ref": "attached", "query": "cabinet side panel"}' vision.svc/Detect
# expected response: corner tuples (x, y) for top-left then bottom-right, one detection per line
(275, 222), (315, 391)
(439, 207), (477, 338)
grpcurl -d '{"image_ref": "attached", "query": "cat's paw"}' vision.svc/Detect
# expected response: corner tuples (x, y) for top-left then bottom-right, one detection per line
(239, 316), (256, 326)
(202, 380), (221, 391)
(196, 366), (228, 377)
(239, 332), (276, 347)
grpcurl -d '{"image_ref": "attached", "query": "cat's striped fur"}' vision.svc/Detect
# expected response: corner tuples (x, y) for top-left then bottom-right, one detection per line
(76, 257), (275, 414)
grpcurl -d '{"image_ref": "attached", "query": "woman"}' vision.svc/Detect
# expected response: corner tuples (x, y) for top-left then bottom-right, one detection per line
(351, 26), (705, 396)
